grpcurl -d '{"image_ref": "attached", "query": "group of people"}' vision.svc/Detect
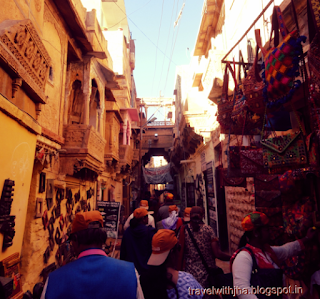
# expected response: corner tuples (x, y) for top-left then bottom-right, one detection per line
(38, 192), (319, 299)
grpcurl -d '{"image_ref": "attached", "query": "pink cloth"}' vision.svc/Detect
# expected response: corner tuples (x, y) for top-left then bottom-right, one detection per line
(78, 249), (107, 259)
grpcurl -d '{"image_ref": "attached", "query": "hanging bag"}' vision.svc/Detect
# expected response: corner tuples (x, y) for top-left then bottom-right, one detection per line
(244, 29), (266, 115)
(308, 0), (320, 132)
(282, 196), (314, 239)
(261, 131), (307, 173)
(308, 0), (320, 81)
(261, 3), (306, 109)
(239, 147), (265, 175)
(254, 175), (280, 191)
(260, 99), (307, 174)
(232, 50), (264, 134)
(218, 63), (237, 132)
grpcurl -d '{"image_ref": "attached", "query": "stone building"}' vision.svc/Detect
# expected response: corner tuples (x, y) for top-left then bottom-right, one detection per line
(0, 0), (139, 293)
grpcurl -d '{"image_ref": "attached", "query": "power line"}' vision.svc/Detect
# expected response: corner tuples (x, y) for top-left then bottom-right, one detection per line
(157, 0), (177, 93)
(163, 22), (181, 93)
(108, 0), (154, 30)
(163, 0), (184, 93)
(113, 2), (177, 66)
(151, 0), (165, 95)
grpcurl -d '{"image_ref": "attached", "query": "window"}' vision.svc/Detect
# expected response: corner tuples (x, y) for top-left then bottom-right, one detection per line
(49, 66), (53, 82)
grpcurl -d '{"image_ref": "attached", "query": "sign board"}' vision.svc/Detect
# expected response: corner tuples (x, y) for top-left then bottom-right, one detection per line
(0, 253), (23, 299)
(206, 162), (214, 197)
(97, 201), (120, 238)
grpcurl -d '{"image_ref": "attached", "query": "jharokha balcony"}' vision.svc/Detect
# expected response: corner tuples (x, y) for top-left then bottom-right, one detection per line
(119, 143), (134, 167)
(60, 124), (106, 176)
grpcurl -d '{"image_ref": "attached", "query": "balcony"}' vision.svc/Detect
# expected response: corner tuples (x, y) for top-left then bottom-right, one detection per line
(119, 144), (134, 166)
(146, 121), (174, 127)
(60, 124), (106, 175)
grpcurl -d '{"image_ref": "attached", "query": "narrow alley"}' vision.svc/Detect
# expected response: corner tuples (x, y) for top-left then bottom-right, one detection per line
(0, 0), (320, 298)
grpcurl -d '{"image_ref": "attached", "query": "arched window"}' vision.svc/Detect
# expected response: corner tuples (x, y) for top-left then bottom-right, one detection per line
(69, 80), (84, 124)
(89, 79), (100, 129)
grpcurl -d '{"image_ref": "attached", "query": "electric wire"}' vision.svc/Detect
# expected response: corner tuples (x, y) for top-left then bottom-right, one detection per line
(163, 0), (184, 93)
(151, 0), (165, 95)
(108, 0), (154, 30)
(113, 2), (177, 66)
(156, 0), (177, 93)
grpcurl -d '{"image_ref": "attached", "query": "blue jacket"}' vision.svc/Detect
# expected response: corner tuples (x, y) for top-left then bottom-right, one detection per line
(45, 254), (137, 299)
(120, 224), (156, 275)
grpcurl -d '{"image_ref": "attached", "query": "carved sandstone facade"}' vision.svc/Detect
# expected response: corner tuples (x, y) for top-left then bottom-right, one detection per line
(0, 0), (139, 293)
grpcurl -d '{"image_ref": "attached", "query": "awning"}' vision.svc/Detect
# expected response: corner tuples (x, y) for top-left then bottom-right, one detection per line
(120, 108), (139, 122)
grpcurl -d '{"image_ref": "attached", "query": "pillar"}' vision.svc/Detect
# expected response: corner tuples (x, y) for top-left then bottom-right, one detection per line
(83, 60), (92, 126)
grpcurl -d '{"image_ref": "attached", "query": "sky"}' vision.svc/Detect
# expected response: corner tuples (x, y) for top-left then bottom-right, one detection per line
(123, 0), (204, 98)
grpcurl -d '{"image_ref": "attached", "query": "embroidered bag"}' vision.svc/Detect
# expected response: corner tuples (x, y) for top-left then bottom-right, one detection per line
(282, 197), (313, 239)
(261, 4), (306, 109)
(231, 92), (247, 133)
(256, 207), (283, 227)
(218, 63), (236, 132)
(281, 252), (306, 280)
(232, 46), (264, 134)
(219, 168), (246, 187)
(255, 190), (282, 208)
(244, 29), (266, 115)
(261, 131), (307, 173)
(268, 226), (285, 246)
(240, 148), (265, 175)
(308, 0), (320, 81)
(254, 175), (279, 192)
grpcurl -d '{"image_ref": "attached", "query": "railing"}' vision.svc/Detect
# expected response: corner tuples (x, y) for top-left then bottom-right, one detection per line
(147, 121), (174, 127)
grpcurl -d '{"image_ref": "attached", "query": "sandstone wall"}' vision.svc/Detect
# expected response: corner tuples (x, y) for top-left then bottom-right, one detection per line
(21, 160), (97, 291)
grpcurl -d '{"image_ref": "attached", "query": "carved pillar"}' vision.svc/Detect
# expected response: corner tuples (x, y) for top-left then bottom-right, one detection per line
(127, 121), (131, 145)
(122, 122), (127, 145)
(83, 91), (90, 125)
(83, 60), (92, 126)
(97, 109), (102, 134)
(63, 67), (71, 125)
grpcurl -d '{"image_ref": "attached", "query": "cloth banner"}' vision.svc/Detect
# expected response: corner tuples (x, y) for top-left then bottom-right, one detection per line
(142, 163), (173, 184)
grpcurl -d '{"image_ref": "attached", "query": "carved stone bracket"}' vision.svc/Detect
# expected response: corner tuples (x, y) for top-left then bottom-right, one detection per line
(0, 19), (52, 103)
(12, 78), (22, 98)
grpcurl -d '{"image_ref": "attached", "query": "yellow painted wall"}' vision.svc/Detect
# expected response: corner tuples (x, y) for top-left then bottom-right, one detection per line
(21, 172), (97, 291)
(0, 110), (37, 260)
(40, 19), (64, 136)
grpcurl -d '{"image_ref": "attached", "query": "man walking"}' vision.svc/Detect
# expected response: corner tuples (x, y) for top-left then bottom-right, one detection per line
(123, 200), (155, 230)
(120, 208), (156, 276)
(40, 211), (144, 299)
(156, 192), (175, 221)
